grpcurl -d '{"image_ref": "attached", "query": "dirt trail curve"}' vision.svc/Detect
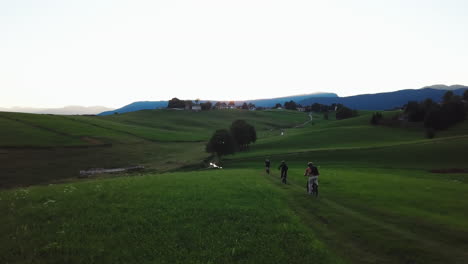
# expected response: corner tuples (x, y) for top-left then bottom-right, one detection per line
(294, 113), (313, 128)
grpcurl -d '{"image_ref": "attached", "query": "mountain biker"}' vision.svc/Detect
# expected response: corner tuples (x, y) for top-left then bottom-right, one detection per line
(304, 162), (319, 196)
(265, 159), (271, 175)
(278, 160), (288, 184)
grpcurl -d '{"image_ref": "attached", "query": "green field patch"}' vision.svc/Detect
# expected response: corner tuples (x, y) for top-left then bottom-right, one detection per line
(0, 169), (341, 264)
(225, 135), (468, 172)
(98, 109), (309, 141)
(0, 141), (208, 188)
(0, 115), (84, 147)
(233, 124), (424, 158)
(0, 112), (144, 144)
(67, 115), (201, 142)
(288, 167), (468, 264)
(1, 109), (468, 263)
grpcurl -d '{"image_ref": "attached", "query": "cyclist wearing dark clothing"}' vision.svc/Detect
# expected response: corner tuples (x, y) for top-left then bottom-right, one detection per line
(278, 161), (288, 184)
(265, 159), (271, 174)
(304, 162), (319, 196)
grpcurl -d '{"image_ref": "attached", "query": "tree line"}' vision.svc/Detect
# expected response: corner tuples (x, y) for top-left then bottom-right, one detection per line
(167, 97), (359, 120)
(370, 90), (468, 137)
(167, 98), (259, 110)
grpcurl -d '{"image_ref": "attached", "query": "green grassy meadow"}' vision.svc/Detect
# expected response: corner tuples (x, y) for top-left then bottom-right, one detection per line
(0, 170), (341, 264)
(0, 110), (307, 188)
(1, 109), (468, 263)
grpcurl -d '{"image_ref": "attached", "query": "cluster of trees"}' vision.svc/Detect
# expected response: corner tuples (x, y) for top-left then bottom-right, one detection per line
(167, 98), (187, 108)
(206, 120), (257, 157)
(370, 112), (383, 125)
(303, 102), (357, 120)
(275, 101), (358, 120)
(273, 101), (303, 110)
(307, 103), (340, 113)
(200, 101), (212, 110)
(241, 102), (256, 110)
(283, 100), (299, 110)
(405, 90), (467, 131)
(372, 90), (468, 137)
(167, 97), (216, 110)
(336, 106), (358, 120)
(168, 97), (259, 110)
(168, 97), (360, 121)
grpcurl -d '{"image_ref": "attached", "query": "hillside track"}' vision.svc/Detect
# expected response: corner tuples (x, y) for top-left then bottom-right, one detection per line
(294, 113), (314, 128)
(262, 171), (468, 264)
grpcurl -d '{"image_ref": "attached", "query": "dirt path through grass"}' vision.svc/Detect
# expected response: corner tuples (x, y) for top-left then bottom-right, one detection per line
(262, 170), (468, 264)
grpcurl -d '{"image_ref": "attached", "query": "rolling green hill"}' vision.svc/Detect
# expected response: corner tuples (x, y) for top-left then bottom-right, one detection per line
(0, 109), (307, 146)
(1, 109), (468, 264)
(0, 109), (308, 188)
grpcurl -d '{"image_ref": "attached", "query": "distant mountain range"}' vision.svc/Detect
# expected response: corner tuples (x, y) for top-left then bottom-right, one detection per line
(246, 92), (338, 107)
(422, 84), (468, 91)
(99, 85), (467, 115)
(0, 106), (113, 115)
(99, 101), (168, 116)
(299, 85), (467, 110)
(2, 85), (466, 115)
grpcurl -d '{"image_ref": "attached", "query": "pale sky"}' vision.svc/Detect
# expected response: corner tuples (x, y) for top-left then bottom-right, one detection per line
(1, 0), (467, 108)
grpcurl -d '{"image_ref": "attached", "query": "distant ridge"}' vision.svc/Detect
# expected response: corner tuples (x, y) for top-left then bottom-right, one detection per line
(299, 86), (468, 110)
(98, 85), (468, 115)
(245, 92), (338, 107)
(422, 84), (468, 91)
(99, 101), (169, 116)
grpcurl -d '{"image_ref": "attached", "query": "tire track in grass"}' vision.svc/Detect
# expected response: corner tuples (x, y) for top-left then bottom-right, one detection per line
(262, 171), (468, 264)
(263, 171), (381, 264)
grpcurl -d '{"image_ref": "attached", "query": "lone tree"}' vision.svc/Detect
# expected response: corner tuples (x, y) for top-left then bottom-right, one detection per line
(206, 129), (236, 157)
(167, 97), (185, 108)
(241, 102), (249, 110)
(274, 103), (282, 109)
(230, 120), (257, 150)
